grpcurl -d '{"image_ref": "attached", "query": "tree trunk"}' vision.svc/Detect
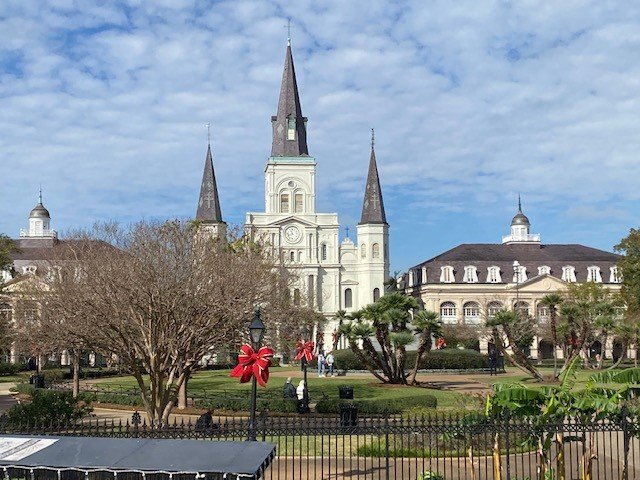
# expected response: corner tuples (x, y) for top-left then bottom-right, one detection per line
(178, 376), (188, 410)
(550, 309), (558, 379)
(72, 353), (80, 398)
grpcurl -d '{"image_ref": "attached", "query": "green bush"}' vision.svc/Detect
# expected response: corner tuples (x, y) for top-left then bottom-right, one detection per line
(79, 391), (142, 407)
(194, 396), (298, 413)
(14, 383), (36, 396)
(315, 395), (437, 414)
(7, 389), (91, 424)
(417, 349), (488, 370)
(0, 363), (22, 376)
(332, 348), (488, 371)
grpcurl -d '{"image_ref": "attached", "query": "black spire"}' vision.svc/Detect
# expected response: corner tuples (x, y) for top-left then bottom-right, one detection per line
(270, 42), (308, 156)
(359, 129), (387, 225)
(195, 144), (223, 223)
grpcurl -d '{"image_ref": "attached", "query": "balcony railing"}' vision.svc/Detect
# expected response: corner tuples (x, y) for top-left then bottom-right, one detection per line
(19, 229), (57, 238)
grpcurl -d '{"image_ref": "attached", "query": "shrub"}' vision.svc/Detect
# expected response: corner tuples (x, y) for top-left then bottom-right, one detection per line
(14, 383), (36, 396)
(417, 349), (488, 370)
(0, 363), (21, 376)
(194, 396), (298, 413)
(315, 395), (437, 414)
(7, 389), (91, 424)
(332, 350), (367, 371)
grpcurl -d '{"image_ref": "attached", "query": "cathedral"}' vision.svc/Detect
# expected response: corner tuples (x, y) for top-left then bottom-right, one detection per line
(193, 40), (391, 350)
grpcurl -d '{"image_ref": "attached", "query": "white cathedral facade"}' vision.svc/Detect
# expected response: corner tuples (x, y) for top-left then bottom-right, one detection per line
(195, 41), (391, 351)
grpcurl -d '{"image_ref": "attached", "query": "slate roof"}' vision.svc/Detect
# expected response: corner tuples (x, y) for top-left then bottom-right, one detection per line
(410, 243), (621, 285)
(270, 43), (309, 157)
(359, 146), (387, 224)
(10, 239), (115, 262)
(195, 144), (223, 223)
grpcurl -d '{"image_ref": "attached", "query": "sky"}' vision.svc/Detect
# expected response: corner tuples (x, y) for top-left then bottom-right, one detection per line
(2, 0), (640, 273)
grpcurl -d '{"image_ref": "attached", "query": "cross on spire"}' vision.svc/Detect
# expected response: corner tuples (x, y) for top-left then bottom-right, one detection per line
(371, 128), (375, 151)
(38, 184), (42, 204)
(205, 123), (211, 145)
(345, 226), (350, 238)
(285, 18), (292, 45)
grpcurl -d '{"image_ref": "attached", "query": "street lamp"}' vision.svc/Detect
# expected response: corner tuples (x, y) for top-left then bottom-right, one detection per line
(248, 307), (265, 441)
(513, 260), (525, 324)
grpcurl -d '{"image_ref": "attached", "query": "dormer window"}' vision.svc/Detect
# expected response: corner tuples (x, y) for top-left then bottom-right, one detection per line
(562, 266), (576, 283)
(513, 265), (527, 283)
(287, 117), (296, 140)
(408, 270), (415, 287)
(487, 266), (501, 283)
(440, 266), (454, 283)
(587, 266), (602, 283)
(610, 266), (622, 283)
(463, 266), (478, 283)
(538, 266), (551, 276)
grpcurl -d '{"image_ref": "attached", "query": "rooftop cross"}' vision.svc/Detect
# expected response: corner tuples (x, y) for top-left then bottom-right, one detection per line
(285, 18), (292, 45)
(345, 226), (350, 238)
(205, 122), (211, 145)
(371, 128), (375, 150)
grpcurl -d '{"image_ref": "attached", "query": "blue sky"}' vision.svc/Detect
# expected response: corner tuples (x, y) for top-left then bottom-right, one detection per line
(2, 0), (640, 273)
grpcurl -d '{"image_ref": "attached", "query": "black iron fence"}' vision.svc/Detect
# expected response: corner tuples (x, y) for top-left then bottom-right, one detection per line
(0, 412), (638, 480)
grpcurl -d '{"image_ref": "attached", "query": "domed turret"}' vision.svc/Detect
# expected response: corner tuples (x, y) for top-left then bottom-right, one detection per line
(21, 188), (56, 239)
(502, 196), (540, 245)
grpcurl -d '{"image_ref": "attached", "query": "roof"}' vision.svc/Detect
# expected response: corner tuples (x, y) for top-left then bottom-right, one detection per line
(195, 144), (224, 223)
(0, 435), (275, 478)
(29, 203), (50, 219)
(410, 243), (621, 284)
(10, 239), (113, 262)
(359, 147), (387, 224)
(270, 43), (309, 157)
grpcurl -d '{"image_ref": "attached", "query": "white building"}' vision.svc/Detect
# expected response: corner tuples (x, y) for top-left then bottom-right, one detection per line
(196, 41), (391, 351)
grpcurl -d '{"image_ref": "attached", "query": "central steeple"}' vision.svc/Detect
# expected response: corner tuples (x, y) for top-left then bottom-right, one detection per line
(271, 41), (309, 157)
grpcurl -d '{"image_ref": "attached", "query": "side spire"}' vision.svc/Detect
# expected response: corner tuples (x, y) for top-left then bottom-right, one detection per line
(196, 142), (223, 223)
(270, 40), (308, 157)
(359, 129), (387, 225)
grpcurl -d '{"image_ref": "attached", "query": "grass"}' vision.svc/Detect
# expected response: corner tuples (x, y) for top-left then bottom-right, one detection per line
(92, 367), (469, 411)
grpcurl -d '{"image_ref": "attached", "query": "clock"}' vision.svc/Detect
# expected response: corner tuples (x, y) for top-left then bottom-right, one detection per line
(284, 225), (301, 243)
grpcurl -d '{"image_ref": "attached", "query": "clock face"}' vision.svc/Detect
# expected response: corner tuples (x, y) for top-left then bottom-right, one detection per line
(284, 225), (301, 243)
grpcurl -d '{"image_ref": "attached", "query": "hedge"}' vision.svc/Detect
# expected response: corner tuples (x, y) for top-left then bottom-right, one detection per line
(331, 348), (488, 371)
(315, 395), (437, 415)
(194, 396), (298, 414)
(0, 363), (22, 376)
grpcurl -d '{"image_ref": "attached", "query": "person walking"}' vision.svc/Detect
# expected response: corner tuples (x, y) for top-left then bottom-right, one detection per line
(317, 352), (325, 377)
(326, 351), (335, 377)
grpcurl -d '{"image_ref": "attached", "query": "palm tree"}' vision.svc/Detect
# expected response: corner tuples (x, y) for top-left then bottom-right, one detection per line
(540, 293), (564, 378)
(409, 309), (442, 384)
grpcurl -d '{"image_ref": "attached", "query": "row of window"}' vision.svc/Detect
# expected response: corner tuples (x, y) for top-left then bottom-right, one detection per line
(343, 287), (380, 308)
(360, 243), (381, 259)
(432, 265), (621, 284)
(439, 300), (543, 324)
(279, 192), (305, 213)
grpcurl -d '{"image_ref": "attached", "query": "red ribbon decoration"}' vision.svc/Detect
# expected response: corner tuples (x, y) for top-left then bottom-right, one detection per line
(294, 340), (315, 362)
(230, 344), (274, 387)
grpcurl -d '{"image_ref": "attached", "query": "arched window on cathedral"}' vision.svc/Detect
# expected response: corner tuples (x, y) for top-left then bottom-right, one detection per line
(294, 193), (304, 213)
(280, 193), (290, 213)
(293, 288), (301, 306)
(360, 243), (366, 258)
(289, 251), (295, 262)
(344, 288), (353, 308)
(372, 243), (380, 258)
(321, 243), (327, 261)
(373, 288), (380, 302)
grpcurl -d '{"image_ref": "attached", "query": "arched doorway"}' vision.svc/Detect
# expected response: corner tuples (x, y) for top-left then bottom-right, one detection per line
(589, 340), (602, 359)
(612, 340), (625, 363)
(539, 340), (554, 360)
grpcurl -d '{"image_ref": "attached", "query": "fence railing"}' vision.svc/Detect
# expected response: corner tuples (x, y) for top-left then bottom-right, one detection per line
(0, 412), (637, 480)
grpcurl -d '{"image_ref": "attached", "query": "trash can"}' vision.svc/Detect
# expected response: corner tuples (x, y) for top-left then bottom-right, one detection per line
(28, 375), (35, 385)
(338, 386), (354, 399)
(34, 374), (45, 388)
(340, 403), (358, 427)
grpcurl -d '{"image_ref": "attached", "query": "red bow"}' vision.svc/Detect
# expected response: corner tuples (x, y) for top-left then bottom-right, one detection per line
(230, 344), (274, 387)
(294, 340), (315, 362)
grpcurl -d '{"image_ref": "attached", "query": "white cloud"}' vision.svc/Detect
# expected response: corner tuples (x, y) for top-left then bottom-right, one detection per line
(1, 0), (639, 271)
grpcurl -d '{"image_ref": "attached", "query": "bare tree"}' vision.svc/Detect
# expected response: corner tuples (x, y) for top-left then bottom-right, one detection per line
(39, 220), (290, 424)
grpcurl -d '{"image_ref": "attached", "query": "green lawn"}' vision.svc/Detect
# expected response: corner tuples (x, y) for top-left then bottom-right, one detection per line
(93, 367), (467, 410)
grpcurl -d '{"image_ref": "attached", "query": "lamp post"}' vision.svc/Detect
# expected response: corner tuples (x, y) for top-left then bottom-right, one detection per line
(248, 307), (265, 441)
(513, 261), (520, 318)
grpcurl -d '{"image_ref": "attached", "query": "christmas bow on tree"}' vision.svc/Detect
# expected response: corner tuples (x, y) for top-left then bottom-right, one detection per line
(294, 340), (315, 362)
(230, 344), (275, 387)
